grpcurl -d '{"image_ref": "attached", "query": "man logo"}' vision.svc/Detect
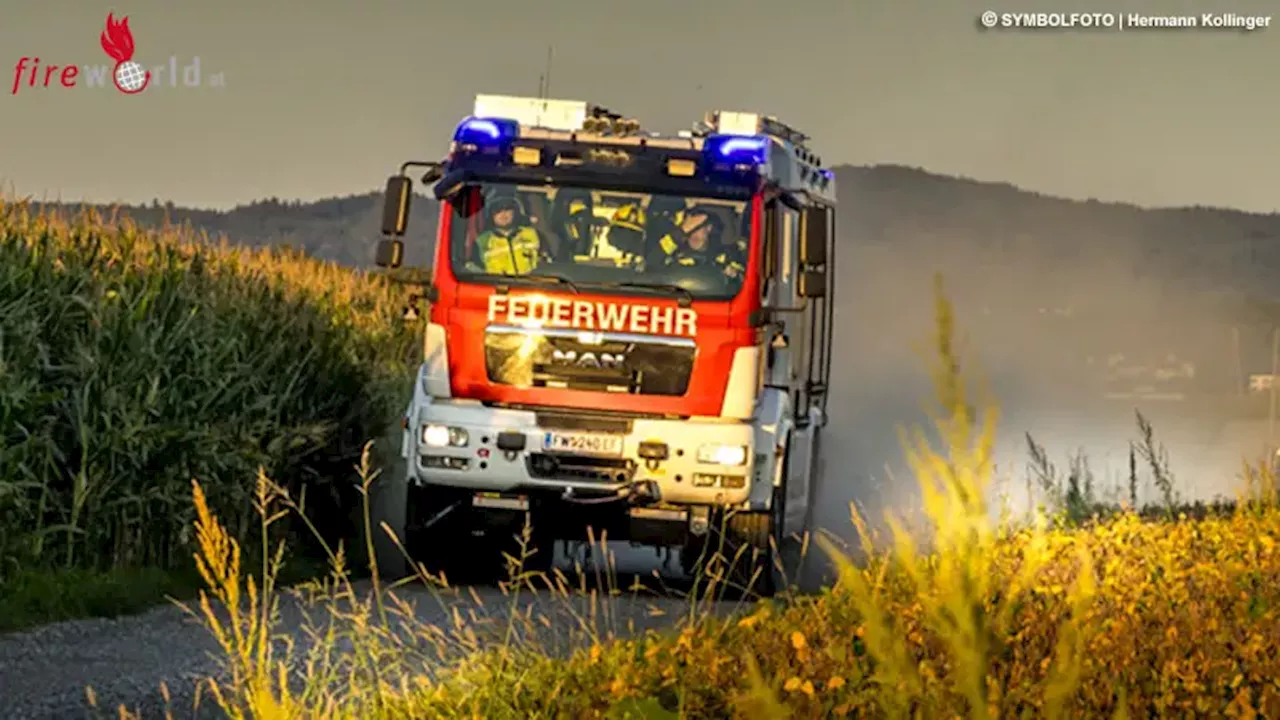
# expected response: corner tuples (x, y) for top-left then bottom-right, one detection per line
(551, 349), (626, 370)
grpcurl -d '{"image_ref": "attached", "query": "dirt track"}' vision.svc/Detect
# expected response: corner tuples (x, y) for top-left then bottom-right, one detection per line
(0, 548), (746, 720)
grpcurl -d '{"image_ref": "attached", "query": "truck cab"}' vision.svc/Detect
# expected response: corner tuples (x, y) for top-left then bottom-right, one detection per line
(374, 95), (836, 595)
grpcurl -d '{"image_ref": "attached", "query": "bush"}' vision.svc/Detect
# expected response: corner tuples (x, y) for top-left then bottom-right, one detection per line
(0, 200), (418, 586)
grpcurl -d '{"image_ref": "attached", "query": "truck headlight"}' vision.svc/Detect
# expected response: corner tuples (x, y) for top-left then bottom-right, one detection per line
(697, 444), (747, 466)
(423, 424), (468, 447)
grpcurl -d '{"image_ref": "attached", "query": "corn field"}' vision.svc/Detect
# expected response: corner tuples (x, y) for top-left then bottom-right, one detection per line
(0, 199), (418, 581)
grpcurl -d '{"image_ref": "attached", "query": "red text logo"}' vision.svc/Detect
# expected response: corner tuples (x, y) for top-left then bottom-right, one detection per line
(12, 13), (155, 96)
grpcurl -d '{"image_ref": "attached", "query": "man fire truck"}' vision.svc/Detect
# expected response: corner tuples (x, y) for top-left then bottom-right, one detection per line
(372, 94), (836, 596)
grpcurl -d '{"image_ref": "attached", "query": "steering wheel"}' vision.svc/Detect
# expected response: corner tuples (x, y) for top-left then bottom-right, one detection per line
(655, 263), (732, 296)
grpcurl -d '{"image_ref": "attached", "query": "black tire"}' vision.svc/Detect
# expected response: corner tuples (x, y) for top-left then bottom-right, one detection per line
(368, 450), (410, 581)
(791, 430), (821, 591)
(725, 500), (780, 597)
(683, 447), (789, 598)
(403, 485), (478, 583)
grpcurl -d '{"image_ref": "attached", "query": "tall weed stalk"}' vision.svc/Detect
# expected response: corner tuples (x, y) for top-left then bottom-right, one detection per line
(817, 274), (1095, 718)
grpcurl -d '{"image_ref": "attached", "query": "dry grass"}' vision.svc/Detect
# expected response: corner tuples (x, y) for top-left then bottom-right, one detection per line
(104, 274), (1280, 719)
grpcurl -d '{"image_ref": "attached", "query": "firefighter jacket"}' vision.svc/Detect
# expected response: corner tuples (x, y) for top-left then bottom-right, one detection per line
(478, 226), (542, 275)
(664, 239), (748, 278)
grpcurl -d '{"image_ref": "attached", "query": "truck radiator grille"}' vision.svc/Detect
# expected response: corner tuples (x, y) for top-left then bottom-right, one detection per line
(485, 325), (695, 396)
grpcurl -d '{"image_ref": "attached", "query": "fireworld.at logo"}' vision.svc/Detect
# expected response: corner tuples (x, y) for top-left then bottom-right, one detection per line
(100, 13), (149, 93)
(11, 13), (225, 96)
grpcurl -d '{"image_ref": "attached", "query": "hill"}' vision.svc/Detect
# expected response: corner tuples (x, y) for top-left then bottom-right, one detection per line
(43, 165), (1280, 298)
(46, 166), (1280, 372)
(838, 164), (1280, 303)
(43, 193), (440, 269)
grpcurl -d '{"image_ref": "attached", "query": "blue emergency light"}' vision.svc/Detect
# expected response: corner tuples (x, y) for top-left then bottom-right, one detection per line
(703, 134), (768, 166)
(452, 117), (519, 146)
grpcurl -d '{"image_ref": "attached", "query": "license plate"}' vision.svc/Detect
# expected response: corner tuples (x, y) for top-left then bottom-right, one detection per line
(473, 494), (529, 511)
(542, 431), (623, 456)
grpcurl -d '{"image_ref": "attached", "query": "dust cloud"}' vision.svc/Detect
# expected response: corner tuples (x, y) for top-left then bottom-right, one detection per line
(805, 230), (1279, 584)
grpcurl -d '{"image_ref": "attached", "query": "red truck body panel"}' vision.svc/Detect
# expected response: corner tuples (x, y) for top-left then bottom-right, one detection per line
(429, 195), (763, 416)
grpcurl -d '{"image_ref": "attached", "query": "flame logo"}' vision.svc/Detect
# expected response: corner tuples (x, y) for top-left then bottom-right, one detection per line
(99, 13), (150, 94)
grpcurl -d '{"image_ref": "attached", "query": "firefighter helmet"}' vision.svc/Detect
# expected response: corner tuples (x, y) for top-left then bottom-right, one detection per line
(685, 204), (725, 241)
(487, 195), (526, 219)
(610, 203), (646, 232)
(608, 203), (647, 254)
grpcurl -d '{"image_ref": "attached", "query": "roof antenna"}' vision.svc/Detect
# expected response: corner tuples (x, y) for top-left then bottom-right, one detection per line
(541, 46), (553, 98)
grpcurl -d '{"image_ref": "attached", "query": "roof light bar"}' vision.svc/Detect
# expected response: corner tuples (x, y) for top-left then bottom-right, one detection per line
(702, 134), (768, 167)
(452, 117), (519, 146)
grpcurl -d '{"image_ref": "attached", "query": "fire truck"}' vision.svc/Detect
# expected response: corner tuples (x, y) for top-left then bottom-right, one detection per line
(372, 94), (836, 595)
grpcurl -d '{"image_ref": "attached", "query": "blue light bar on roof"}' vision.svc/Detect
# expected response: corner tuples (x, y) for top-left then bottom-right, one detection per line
(453, 117), (519, 146)
(703, 134), (768, 166)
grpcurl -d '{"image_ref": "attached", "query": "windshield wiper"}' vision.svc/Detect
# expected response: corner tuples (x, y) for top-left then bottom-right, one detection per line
(589, 281), (693, 308)
(479, 273), (580, 294)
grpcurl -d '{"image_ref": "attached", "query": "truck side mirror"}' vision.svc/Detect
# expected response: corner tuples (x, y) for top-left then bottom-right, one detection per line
(799, 206), (829, 267)
(432, 169), (470, 200)
(420, 165), (444, 184)
(761, 203), (778, 280)
(375, 239), (404, 269)
(798, 269), (826, 298)
(381, 175), (412, 236)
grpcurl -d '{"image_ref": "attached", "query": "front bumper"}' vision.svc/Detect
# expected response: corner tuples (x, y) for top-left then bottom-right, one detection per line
(404, 399), (754, 506)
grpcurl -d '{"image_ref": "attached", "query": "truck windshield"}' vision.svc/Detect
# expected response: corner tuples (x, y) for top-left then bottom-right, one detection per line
(446, 182), (752, 301)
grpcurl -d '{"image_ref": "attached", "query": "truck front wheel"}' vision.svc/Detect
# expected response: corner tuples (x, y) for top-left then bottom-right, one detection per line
(727, 483), (785, 598)
(683, 479), (787, 598)
(403, 485), (478, 582)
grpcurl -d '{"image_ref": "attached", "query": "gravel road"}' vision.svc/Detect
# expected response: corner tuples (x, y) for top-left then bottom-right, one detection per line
(0, 545), (746, 720)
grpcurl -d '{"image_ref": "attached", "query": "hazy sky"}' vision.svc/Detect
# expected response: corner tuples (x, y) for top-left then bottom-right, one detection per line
(1, 0), (1276, 213)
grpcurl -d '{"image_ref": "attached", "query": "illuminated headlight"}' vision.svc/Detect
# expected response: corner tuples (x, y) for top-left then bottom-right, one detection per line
(423, 424), (468, 448)
(697, 444), (747, 466)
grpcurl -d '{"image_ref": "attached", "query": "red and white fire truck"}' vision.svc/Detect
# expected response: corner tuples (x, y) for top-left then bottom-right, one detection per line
(373, 94), (836, 595)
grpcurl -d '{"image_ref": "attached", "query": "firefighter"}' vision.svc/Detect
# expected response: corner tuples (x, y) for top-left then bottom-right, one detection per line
(607, 202), (648, 258)
(712, 207), (750, 278)
(476, 195), (544, 275)
(549, 190), (595, 260)
(662, 206), (745, 279)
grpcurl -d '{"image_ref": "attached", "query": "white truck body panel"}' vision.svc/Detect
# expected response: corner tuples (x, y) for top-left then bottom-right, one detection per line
(404, 397), (754, 506)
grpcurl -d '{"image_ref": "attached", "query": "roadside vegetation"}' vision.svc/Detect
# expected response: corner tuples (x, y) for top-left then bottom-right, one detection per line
(113, 276), (1279, 719)
(0, 199), (419, 631)
(6, 198), (1276, 714)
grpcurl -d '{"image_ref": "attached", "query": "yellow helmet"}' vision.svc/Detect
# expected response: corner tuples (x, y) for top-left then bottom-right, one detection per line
(610, 203), (646, 232)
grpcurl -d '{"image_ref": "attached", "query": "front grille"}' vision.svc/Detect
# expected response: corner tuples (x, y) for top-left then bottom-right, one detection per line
(527, 453), (636, 483)
(535, 411), (633, 434)
(485, 325), (695, 396)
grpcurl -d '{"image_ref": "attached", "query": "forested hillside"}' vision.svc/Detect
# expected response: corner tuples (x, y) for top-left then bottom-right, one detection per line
(38, 163), (1280, 382)
(45, 164), (1280, 298)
